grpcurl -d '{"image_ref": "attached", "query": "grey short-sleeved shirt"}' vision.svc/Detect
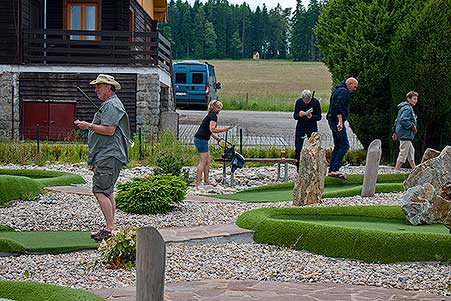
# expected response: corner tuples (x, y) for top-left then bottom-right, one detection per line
(87, 94), (130, 165)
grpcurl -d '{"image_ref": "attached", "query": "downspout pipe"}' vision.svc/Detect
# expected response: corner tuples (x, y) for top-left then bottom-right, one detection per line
(44, 0), (47, 62)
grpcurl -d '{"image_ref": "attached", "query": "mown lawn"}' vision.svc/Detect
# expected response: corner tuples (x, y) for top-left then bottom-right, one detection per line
(208, 59), (332, 112)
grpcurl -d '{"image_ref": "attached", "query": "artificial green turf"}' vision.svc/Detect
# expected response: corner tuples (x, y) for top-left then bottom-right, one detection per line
(0, 225), (14, 232)
(0, 169), (85, 187)
(0, 280), (103, 301)
(236, 205), (451, 263)
(0, 231), (98, 254)
(216, 173), (407, 202)
(0, 175), (43, 206)
(0, 169), (85, 205)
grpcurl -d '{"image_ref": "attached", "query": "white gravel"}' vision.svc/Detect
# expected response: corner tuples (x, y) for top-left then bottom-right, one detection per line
(1, 164), (448, 297)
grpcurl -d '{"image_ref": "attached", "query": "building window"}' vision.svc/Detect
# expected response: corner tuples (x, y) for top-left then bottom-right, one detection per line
(64, 0), (100, 40)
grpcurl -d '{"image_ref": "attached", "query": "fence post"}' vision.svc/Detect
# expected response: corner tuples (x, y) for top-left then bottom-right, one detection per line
(139, 127), (143, 160)
(239, 128), (243, 154)
(136, 227), (165, 301)
(36, 125), (40, 154)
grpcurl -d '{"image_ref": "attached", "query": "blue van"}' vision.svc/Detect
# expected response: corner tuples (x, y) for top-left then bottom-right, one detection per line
(173, 60), (221, 108)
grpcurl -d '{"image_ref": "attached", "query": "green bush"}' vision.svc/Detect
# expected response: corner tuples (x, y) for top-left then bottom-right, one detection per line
(390, 0), (451, 156)
(116, 174), (187, 214)
(315, 0), (421, 157)
(154, 150), (183, 176)
(99, 226), (137, 269)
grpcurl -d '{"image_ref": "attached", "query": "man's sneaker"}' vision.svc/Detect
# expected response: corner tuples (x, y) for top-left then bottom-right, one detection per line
(92, 229), (112, 242)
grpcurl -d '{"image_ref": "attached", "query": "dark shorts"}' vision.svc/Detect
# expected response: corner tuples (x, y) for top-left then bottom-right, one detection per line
(194, 137), (209, 153)
(92, 157), (122, 196)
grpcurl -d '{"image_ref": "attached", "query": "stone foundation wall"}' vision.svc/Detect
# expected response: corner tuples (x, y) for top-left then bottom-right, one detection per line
(0, 72), (19, 139)
(136, 73), (161, 140)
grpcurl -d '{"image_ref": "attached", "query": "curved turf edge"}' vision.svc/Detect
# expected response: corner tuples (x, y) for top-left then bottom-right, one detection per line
(0, 280), (103, 301)
(0, 169), (85, 205)
(236, 206), (451, 263)
(0, 169), (85, 187)
(215, 173), (407, 202)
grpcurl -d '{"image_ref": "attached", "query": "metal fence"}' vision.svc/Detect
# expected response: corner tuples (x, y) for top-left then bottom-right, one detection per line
(178, 125), (363, 150)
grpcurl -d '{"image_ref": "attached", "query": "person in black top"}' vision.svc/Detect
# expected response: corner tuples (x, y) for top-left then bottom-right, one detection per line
(326, 77), (358, 178)
(293, 89), (322, 169)
(194, 100), (232, 188)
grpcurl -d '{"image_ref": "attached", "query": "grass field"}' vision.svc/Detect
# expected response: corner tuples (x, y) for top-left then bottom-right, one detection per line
(208, 59), (332, 112)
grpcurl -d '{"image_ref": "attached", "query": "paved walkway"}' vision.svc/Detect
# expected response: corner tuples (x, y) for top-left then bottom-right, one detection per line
(92, 279), (448, 300)
(46, 186), (241, 203)
(160, 223), (252, 243)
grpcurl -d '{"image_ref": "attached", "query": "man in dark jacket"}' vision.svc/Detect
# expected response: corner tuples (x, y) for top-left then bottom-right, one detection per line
(293, 89), (322, 169)
(392, 91), (418, 170)
(326, 77), (358, 178)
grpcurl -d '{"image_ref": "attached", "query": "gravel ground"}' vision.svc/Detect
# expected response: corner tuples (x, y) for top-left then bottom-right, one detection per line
(1, 164), (449, 297)
(1, 242), (450, 296)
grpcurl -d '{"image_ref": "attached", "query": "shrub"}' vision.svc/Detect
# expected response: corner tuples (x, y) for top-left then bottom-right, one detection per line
(390, 0), (451, 157)
(99, 226), (137, 269)
(116, 174), (187, 214)
(154, 150), (183, 176)
(315, 0), (421, 157)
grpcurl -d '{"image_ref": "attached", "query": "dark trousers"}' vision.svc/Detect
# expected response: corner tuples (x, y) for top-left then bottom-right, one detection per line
(295, 127), (316, 169)
(328, 119), (350, 172)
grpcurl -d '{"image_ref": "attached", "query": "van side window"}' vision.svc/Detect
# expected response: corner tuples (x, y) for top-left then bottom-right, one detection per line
(192, 73), (204, 84)
(175, 73), (186, 84)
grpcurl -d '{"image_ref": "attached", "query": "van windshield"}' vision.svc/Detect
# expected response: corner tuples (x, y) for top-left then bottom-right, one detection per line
(192, 73), (204, 84)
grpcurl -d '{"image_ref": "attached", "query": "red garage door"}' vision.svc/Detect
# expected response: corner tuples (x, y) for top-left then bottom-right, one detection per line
(22, 101), (76, 140)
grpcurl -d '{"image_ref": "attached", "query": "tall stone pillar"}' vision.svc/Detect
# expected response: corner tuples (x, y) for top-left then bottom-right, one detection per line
(0, 72), (20, 139)
(136, 73), (161, 140)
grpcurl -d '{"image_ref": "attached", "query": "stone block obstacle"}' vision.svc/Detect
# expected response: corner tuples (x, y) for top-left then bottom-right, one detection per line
(293, 132), (326, 206)
(361, 139), (382, 197)
(136, 227), (165, 301)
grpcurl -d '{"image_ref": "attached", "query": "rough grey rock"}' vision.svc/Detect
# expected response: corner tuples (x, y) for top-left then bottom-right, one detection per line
(404, 146), (451, 190)
(293, 133), (326, 206)
(420, 148), (441, 164)
(401, 146), (451, 227)
(401, 183), (451, 225)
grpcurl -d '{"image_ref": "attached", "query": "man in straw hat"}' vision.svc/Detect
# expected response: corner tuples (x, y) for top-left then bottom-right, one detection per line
(74, 74), (130, 242)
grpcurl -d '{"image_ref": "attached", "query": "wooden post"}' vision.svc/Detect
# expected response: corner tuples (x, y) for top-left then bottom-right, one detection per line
(136, 227), (165, 301)
(362, 139), (382, 197)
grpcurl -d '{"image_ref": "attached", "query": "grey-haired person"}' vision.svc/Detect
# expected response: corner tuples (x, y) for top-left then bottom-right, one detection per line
(293, 89), (322, 169)
(74, 74), (130, 242)
(194, 100), (232, 188)
(392, 91), (418, 170)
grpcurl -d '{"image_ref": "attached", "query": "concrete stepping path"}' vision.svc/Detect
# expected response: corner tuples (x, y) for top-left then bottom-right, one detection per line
(46, 186), (240, 202)
(92, 279), (447, 300)
(160, 224), (252, 243)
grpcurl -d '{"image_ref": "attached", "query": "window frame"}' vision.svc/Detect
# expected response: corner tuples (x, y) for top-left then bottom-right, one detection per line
(63, 0), (101, 40)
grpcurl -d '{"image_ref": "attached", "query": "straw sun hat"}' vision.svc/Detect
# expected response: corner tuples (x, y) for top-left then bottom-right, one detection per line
(89, 74), (121, 90)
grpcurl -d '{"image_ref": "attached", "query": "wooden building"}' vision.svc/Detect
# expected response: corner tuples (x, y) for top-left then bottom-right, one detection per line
(0, 0), (176, 141)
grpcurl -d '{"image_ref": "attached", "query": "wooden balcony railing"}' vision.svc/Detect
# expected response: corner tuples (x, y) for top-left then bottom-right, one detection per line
(22, 29), (172, 72)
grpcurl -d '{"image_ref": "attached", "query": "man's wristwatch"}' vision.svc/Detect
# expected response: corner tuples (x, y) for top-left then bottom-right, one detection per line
(88, 123), (93, 131)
